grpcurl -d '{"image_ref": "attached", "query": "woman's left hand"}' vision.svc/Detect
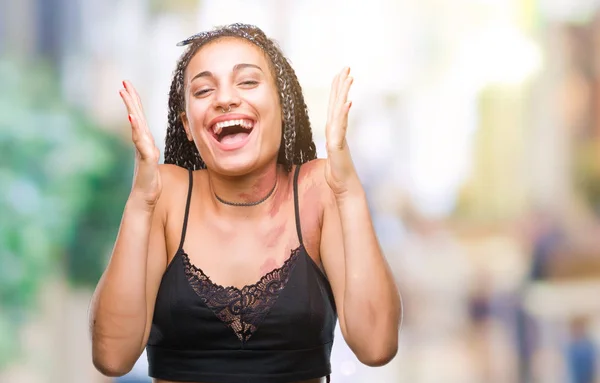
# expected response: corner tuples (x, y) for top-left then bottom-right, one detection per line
(325, 67), (361, 197)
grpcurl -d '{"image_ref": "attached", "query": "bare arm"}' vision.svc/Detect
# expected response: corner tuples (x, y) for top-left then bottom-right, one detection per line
(318, 67), (401, 366)
(319, 162), (402, 366)
(89, 80), (167, 376)
(89, 190), (167, 376)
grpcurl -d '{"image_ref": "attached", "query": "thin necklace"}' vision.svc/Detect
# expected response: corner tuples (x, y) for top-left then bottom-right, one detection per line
(214, 178), (278, 207)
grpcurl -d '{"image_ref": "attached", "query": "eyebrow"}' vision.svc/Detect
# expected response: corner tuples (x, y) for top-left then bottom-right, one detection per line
(190, 63), (263, 82)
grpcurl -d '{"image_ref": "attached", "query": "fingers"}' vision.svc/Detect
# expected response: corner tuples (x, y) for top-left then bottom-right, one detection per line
(120, 80), (151, 133)
(120, 82), (142, 123)
(128, 113), (140, 141)
(325, 67), (353, 152)
(330, 67), (353, 126)
(328, 67), (352, 124)
(327, 72), (340, 124)
(119, 89), (137, 135)
(338, 75), (353, 110)
(336, 67), (350, 104)
(119, 87), (134, 116)
(123, 80), (145, 115)
(119, 80), (157, 160)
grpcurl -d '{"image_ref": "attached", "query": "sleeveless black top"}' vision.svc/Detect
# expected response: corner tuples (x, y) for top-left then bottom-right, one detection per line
(147, 165), (337, 383)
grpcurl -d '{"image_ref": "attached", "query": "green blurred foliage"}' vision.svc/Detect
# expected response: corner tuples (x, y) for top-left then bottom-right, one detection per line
(0, 58), (132, 369)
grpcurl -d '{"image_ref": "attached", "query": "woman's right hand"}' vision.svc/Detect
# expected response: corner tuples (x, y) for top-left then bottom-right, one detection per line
(120, 80), (162, 208)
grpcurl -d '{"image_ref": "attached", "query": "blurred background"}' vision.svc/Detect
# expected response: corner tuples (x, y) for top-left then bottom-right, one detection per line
(3, 0), (600, 382)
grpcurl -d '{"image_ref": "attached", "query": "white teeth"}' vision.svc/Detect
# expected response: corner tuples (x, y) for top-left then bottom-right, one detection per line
(212, 119), (254, 135)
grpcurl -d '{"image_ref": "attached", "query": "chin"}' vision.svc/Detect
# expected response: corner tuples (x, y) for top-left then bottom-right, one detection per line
(211, 155), (262, 176)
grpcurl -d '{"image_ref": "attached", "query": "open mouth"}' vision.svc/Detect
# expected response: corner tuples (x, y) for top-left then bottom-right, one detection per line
(210, 119), (254, 145)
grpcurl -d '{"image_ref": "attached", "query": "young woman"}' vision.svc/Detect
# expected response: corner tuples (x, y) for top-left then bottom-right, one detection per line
(89, 23), (401, 383)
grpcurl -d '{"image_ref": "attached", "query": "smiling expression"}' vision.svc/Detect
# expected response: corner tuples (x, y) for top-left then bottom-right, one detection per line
(181, 37), (282, 176)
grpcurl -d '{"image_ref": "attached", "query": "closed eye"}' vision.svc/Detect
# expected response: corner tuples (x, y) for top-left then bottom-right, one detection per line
(194, 89), (212, 97)
(239, 80), (259, 86)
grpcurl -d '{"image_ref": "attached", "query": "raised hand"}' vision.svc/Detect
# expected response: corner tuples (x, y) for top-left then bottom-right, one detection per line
(324, 67), (360, 197)
(119, 80), (162, 207)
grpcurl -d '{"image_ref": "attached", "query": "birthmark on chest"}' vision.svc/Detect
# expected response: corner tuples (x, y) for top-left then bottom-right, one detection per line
(264, 222), (287, 248)
(268, 182), (291, 218)
(259, 257), (280, 275)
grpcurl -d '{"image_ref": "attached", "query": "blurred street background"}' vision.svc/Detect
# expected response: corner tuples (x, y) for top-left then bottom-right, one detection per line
(3, 0), (600, 382)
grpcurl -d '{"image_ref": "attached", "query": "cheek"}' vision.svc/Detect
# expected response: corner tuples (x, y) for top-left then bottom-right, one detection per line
(259, 96), (282, 142)
(264, 118), (283, 153)
(187, 98), (208, 122)
(186, 100), (210, 137)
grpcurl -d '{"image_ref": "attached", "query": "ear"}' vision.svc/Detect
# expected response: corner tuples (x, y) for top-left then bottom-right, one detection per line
(180, 112), (193, 141)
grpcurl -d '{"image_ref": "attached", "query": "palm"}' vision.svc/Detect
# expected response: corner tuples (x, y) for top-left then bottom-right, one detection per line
(324, 67), (357, 196)
(120, 80), (162, 205)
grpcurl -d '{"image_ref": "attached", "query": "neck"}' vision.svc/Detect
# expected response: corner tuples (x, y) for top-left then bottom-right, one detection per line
(208, 162), (280, 213)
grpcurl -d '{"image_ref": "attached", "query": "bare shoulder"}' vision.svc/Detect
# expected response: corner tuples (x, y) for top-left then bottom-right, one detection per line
(158, 163), (189, 183)
(298, 159), (335, 207)
(156, 164), (198, 254)
(297, 158), (326, 184)
(156, 164), (192, 209)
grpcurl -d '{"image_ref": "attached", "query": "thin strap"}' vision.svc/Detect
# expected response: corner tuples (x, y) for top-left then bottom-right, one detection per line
(293, 164), (303, 245)
(326, 374), (331, 382)
(178, 169), (193, 251)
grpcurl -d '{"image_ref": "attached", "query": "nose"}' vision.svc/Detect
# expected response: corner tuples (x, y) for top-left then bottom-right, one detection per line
(213, 83), (241, 113)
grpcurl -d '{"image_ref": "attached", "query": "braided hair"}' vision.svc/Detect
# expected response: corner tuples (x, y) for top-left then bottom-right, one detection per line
(164, 23), (317, 172)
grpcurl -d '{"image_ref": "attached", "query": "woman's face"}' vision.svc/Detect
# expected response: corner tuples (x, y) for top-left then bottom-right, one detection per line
(181, 37), (282, 176)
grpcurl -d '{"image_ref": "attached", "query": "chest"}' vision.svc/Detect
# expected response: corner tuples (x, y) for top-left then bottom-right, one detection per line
(166, 205), (322, 291)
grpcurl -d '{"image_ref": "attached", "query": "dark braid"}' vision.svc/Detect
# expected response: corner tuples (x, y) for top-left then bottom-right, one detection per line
(164, 23), (317, 172)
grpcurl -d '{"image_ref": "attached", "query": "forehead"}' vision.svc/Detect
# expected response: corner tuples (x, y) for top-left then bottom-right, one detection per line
(186, 37), (270, 78)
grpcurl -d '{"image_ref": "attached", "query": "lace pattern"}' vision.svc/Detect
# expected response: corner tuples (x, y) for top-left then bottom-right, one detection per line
(182, 246), (302, 343)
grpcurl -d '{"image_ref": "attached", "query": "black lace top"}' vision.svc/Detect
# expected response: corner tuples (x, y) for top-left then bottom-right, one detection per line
(146, 165), (337, 383)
